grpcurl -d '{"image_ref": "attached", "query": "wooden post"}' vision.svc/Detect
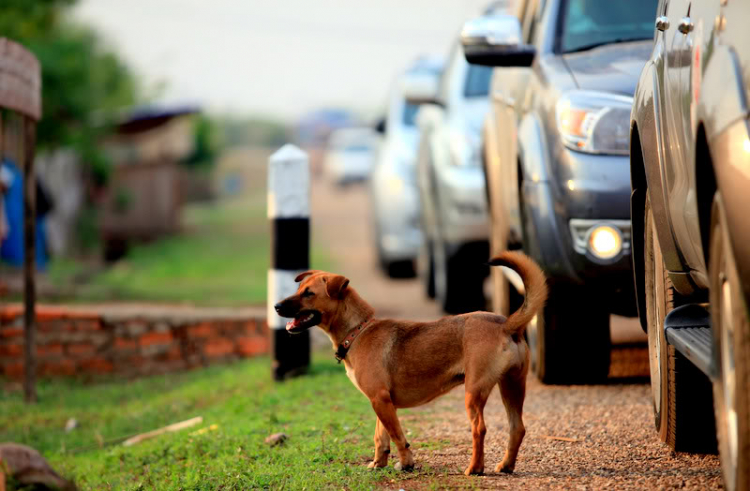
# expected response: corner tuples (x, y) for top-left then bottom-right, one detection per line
(22, 116), (37, 403)
(0, 37), (44, 403)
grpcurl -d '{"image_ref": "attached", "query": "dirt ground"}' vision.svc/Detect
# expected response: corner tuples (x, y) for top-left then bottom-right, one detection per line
(310, 179), (723, 490)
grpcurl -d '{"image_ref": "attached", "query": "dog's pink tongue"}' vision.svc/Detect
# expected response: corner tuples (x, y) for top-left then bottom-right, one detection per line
(286, 318), (299, 331)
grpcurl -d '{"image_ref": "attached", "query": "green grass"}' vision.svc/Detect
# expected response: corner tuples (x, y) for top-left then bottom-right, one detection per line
(46, 196), (331, 306)
(0, 355), (405, 490)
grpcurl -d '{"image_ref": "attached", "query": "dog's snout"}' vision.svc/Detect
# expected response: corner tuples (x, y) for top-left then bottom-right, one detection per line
(274, 302), (283, 313)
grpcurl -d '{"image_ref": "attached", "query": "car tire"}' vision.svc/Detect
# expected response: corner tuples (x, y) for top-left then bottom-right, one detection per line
(384, 259), (415, 279)
(489, 216), (523, 317)
(710, 193), (750, 491)
(434, 240), (488, 314)
(527, 281), (611, 384)
(491, 265), (511, 315)
(644, 196), (717, 452)
(417, 239), (436, 299)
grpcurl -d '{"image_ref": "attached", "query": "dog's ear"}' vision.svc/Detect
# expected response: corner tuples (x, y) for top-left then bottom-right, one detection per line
(325, 275), (350, 299)
(295, 270), (321, 283)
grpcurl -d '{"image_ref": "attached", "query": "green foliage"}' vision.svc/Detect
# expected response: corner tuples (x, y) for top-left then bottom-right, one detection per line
(216, 116), (288, 148)
(186, 115), (218, 168)
(0, 0), (76, 41)
(0, 0), (138, 174)
(0, 355), (404, 490)
(47, 196), (332, 306)
(112, 186), (133, 214)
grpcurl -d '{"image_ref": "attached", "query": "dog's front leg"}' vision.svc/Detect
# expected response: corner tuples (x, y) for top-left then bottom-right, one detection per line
(369, 390), (414, 471)
(367, 417), (390, 469)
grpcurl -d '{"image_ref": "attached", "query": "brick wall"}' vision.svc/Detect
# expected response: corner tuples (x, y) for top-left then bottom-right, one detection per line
(0, 304), (268, 380)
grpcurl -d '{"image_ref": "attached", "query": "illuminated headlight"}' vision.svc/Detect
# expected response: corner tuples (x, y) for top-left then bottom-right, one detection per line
(449, 132), (481, 167)
(556, 90), (633, 155)
(569, 219), (630, 262)
(588, 225), (622, 260)
(386, 174), (404, 195)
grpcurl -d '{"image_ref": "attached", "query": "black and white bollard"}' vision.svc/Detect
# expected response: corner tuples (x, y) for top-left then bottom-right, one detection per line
(268, 144), (311, 380)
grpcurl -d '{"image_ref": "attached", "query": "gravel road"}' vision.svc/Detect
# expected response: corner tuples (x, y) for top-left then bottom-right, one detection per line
(310, 179), (723, 490)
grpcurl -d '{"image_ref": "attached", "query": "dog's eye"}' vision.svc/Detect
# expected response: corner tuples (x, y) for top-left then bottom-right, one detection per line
(302, 289), (314, 298)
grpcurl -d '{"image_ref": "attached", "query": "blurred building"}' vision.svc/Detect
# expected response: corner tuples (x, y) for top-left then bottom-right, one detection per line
(99, 105), (198, 260)
(294, 108), (358, 176)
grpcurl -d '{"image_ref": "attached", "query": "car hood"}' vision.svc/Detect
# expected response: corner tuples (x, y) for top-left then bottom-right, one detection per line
(563, 40), (652, 96)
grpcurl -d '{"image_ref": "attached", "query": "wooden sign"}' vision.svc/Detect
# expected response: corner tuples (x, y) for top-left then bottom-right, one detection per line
(0, 38), (41, 121)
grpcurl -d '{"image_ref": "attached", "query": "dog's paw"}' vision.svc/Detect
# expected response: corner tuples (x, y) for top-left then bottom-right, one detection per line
(367, 460), (387, 470)
(464, 466), (484, 476)
(495, 462), (514, 474)
(394, 462), (414, 472)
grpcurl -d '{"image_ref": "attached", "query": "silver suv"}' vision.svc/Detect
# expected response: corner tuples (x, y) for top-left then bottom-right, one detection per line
(412, 41), (493, 313)
(370, 58), (443, 277)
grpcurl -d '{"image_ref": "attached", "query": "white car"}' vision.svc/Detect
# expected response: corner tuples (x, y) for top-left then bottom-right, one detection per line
(370, 58), (443, 277)
(323, 128), (378, 185)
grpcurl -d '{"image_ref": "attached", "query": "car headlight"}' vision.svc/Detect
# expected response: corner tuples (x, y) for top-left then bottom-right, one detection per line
(385, 174), (404, 195)
(449, 132), (481, 167)
(556, 90), (632, 155)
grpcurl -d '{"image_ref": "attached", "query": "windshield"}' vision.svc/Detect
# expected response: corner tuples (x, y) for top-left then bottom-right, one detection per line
(402, 102), (420, 127)
(464, 64), (493, 98)
(560, 0), (657, 53)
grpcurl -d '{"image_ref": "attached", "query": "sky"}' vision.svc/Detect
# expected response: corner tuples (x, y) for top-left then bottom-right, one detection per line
(73, 0), (494, 122)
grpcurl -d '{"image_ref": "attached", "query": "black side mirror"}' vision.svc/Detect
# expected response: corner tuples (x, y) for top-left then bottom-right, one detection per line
(461, 14), (536, 68)
(374, 117), (386, 134)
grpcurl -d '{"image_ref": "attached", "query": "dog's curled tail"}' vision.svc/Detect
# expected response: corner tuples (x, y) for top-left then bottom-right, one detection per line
(488, 251), (548, 336)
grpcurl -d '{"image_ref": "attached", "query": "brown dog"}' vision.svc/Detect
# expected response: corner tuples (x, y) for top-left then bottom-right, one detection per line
(274, 251), (547, 475)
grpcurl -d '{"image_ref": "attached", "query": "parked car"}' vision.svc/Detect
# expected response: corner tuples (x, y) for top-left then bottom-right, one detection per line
(461, 0), (656, 383)
(411, 41), (494, 313)
(630, 0), (750, 488)
(323, 127), (378, 185)
(370, 58), (443, 278)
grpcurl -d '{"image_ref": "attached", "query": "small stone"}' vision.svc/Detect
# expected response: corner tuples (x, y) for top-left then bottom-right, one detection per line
(265, 432), (288, 446)
(64, 418), (78, 432)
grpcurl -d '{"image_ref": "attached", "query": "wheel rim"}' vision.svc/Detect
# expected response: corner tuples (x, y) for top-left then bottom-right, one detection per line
(720, 273), (739, 480)
(492, 271), (510, 315)
(490, 218), (510, 314)
(648, 214), (664, 416)
(527, 313), (540, 372)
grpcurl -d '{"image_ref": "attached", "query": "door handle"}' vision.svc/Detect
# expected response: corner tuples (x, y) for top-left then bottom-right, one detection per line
(678, 16), (694, 34)
(655, 16), (670, 31)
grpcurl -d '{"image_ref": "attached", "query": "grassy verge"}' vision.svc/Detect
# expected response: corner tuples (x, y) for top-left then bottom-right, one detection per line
(43, 196), (330, 307)
(1, 354), (402, 490)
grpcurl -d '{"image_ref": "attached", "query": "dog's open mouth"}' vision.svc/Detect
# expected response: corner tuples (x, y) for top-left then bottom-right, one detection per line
(286, 310), (321, 333)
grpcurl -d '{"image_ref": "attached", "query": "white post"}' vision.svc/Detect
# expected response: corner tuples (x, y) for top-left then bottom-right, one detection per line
(267, 144), (310, 380)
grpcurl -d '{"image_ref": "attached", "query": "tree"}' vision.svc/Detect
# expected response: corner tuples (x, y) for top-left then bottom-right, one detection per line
(186, 115), (218, 168)
(0, 0), (138, 182)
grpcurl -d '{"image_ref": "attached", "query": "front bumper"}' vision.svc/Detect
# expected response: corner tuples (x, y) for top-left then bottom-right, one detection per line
(523, 148), (633, 291)
(373, 179), (422, 262)
(435, 165), (489, 245)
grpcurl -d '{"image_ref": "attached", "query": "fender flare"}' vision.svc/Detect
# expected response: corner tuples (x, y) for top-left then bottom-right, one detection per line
(517, 113), (551, 184)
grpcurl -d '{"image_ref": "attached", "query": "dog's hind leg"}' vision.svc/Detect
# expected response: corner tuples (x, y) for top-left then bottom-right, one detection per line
(369, 390), (415, 471)
(367, 417), (390, 469)
(464, 385), (491, 476)
(496, 366), (527, 474)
